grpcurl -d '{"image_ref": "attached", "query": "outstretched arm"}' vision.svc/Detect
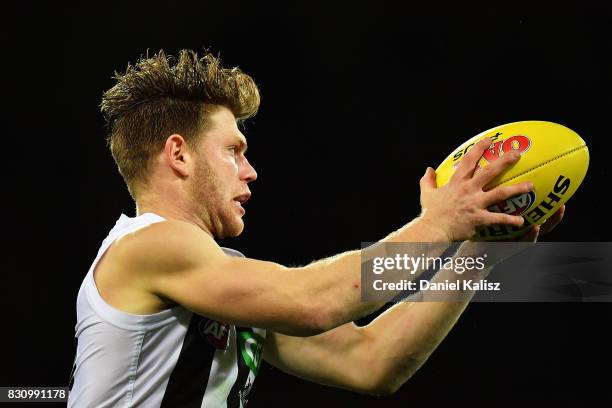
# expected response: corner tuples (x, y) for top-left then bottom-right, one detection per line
(263, 209), (564, 395)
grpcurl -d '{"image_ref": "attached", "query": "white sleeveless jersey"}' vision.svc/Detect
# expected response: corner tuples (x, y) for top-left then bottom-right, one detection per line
(68, 213), (266, 408)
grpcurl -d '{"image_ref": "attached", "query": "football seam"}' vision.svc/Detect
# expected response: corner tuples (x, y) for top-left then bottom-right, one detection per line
(492, 144), (587, 188)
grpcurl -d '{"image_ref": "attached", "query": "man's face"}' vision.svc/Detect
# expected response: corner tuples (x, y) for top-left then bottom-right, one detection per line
(190, 106), (257, 238)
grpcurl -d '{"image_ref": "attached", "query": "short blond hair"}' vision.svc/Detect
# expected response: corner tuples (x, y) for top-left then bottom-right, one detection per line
(101, 49), (260, 197)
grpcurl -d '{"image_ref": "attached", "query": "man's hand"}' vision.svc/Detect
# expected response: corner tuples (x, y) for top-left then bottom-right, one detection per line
(418, 138), (535, 241)
(512, 204), (566, 243)
(454, 205), (567, 273)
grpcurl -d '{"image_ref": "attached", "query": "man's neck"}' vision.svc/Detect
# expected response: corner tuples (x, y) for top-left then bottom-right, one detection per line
(136, 202), (214, 238)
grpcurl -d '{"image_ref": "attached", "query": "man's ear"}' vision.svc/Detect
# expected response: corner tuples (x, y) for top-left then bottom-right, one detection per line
(164, 134), (191, 177)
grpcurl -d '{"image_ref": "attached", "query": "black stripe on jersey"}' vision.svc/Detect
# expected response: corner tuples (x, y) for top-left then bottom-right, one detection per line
(227, 327), (255, 408)
(160, 314), (217, 408)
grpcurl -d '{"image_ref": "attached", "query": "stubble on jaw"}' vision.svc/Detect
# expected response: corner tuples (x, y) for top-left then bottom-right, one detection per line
(191, 155), (242, 239)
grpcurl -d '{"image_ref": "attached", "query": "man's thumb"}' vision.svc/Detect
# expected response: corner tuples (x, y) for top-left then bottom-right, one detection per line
(420, 167), (437, 190)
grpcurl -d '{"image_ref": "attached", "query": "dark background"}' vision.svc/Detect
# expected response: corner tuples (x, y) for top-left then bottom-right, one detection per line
(2, 1), (612, 406)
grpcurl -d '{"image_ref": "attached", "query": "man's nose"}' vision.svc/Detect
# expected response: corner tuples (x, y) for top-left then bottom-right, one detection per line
(242, 157), (257, 183)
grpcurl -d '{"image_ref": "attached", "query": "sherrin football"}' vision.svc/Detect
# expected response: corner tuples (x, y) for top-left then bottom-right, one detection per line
(435, 121), (589, 240)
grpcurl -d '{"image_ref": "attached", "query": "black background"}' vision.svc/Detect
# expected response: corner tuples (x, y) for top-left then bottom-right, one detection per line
(2, 1), (612, 407)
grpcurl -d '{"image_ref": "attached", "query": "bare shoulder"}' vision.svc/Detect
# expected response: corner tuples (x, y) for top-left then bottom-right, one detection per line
(113, 219), (226, 274)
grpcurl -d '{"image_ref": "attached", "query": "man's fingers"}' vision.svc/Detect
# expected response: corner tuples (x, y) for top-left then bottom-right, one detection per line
(480, 211), (525, 228)
(540, 205), (566, 235)
(419, 167), (437, 191)
(472, 150), (522, 188)
(518, 225), (540, 242)
(482, 182), (534, 207)
(494, 225), (540, 243)
(452, 138), (493, 181)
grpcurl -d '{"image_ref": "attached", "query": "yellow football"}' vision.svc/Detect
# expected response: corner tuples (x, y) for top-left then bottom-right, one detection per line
(435, 121), (589, 240)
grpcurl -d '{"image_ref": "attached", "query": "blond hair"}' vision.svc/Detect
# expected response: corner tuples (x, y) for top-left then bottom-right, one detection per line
(101, 49), (260, 198)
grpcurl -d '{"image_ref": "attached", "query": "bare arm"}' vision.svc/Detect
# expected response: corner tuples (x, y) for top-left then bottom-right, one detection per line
(118, 214), (444, 337)
(263, 255), (498, 395)
(263, 209), (565, 395)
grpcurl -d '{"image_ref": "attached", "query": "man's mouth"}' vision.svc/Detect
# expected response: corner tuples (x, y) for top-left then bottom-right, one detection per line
(232, 193), (251, 214)
(233, 193), (251, 205)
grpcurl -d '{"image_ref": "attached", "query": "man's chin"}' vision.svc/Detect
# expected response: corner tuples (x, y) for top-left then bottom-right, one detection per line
(218, 218), (245, 239)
